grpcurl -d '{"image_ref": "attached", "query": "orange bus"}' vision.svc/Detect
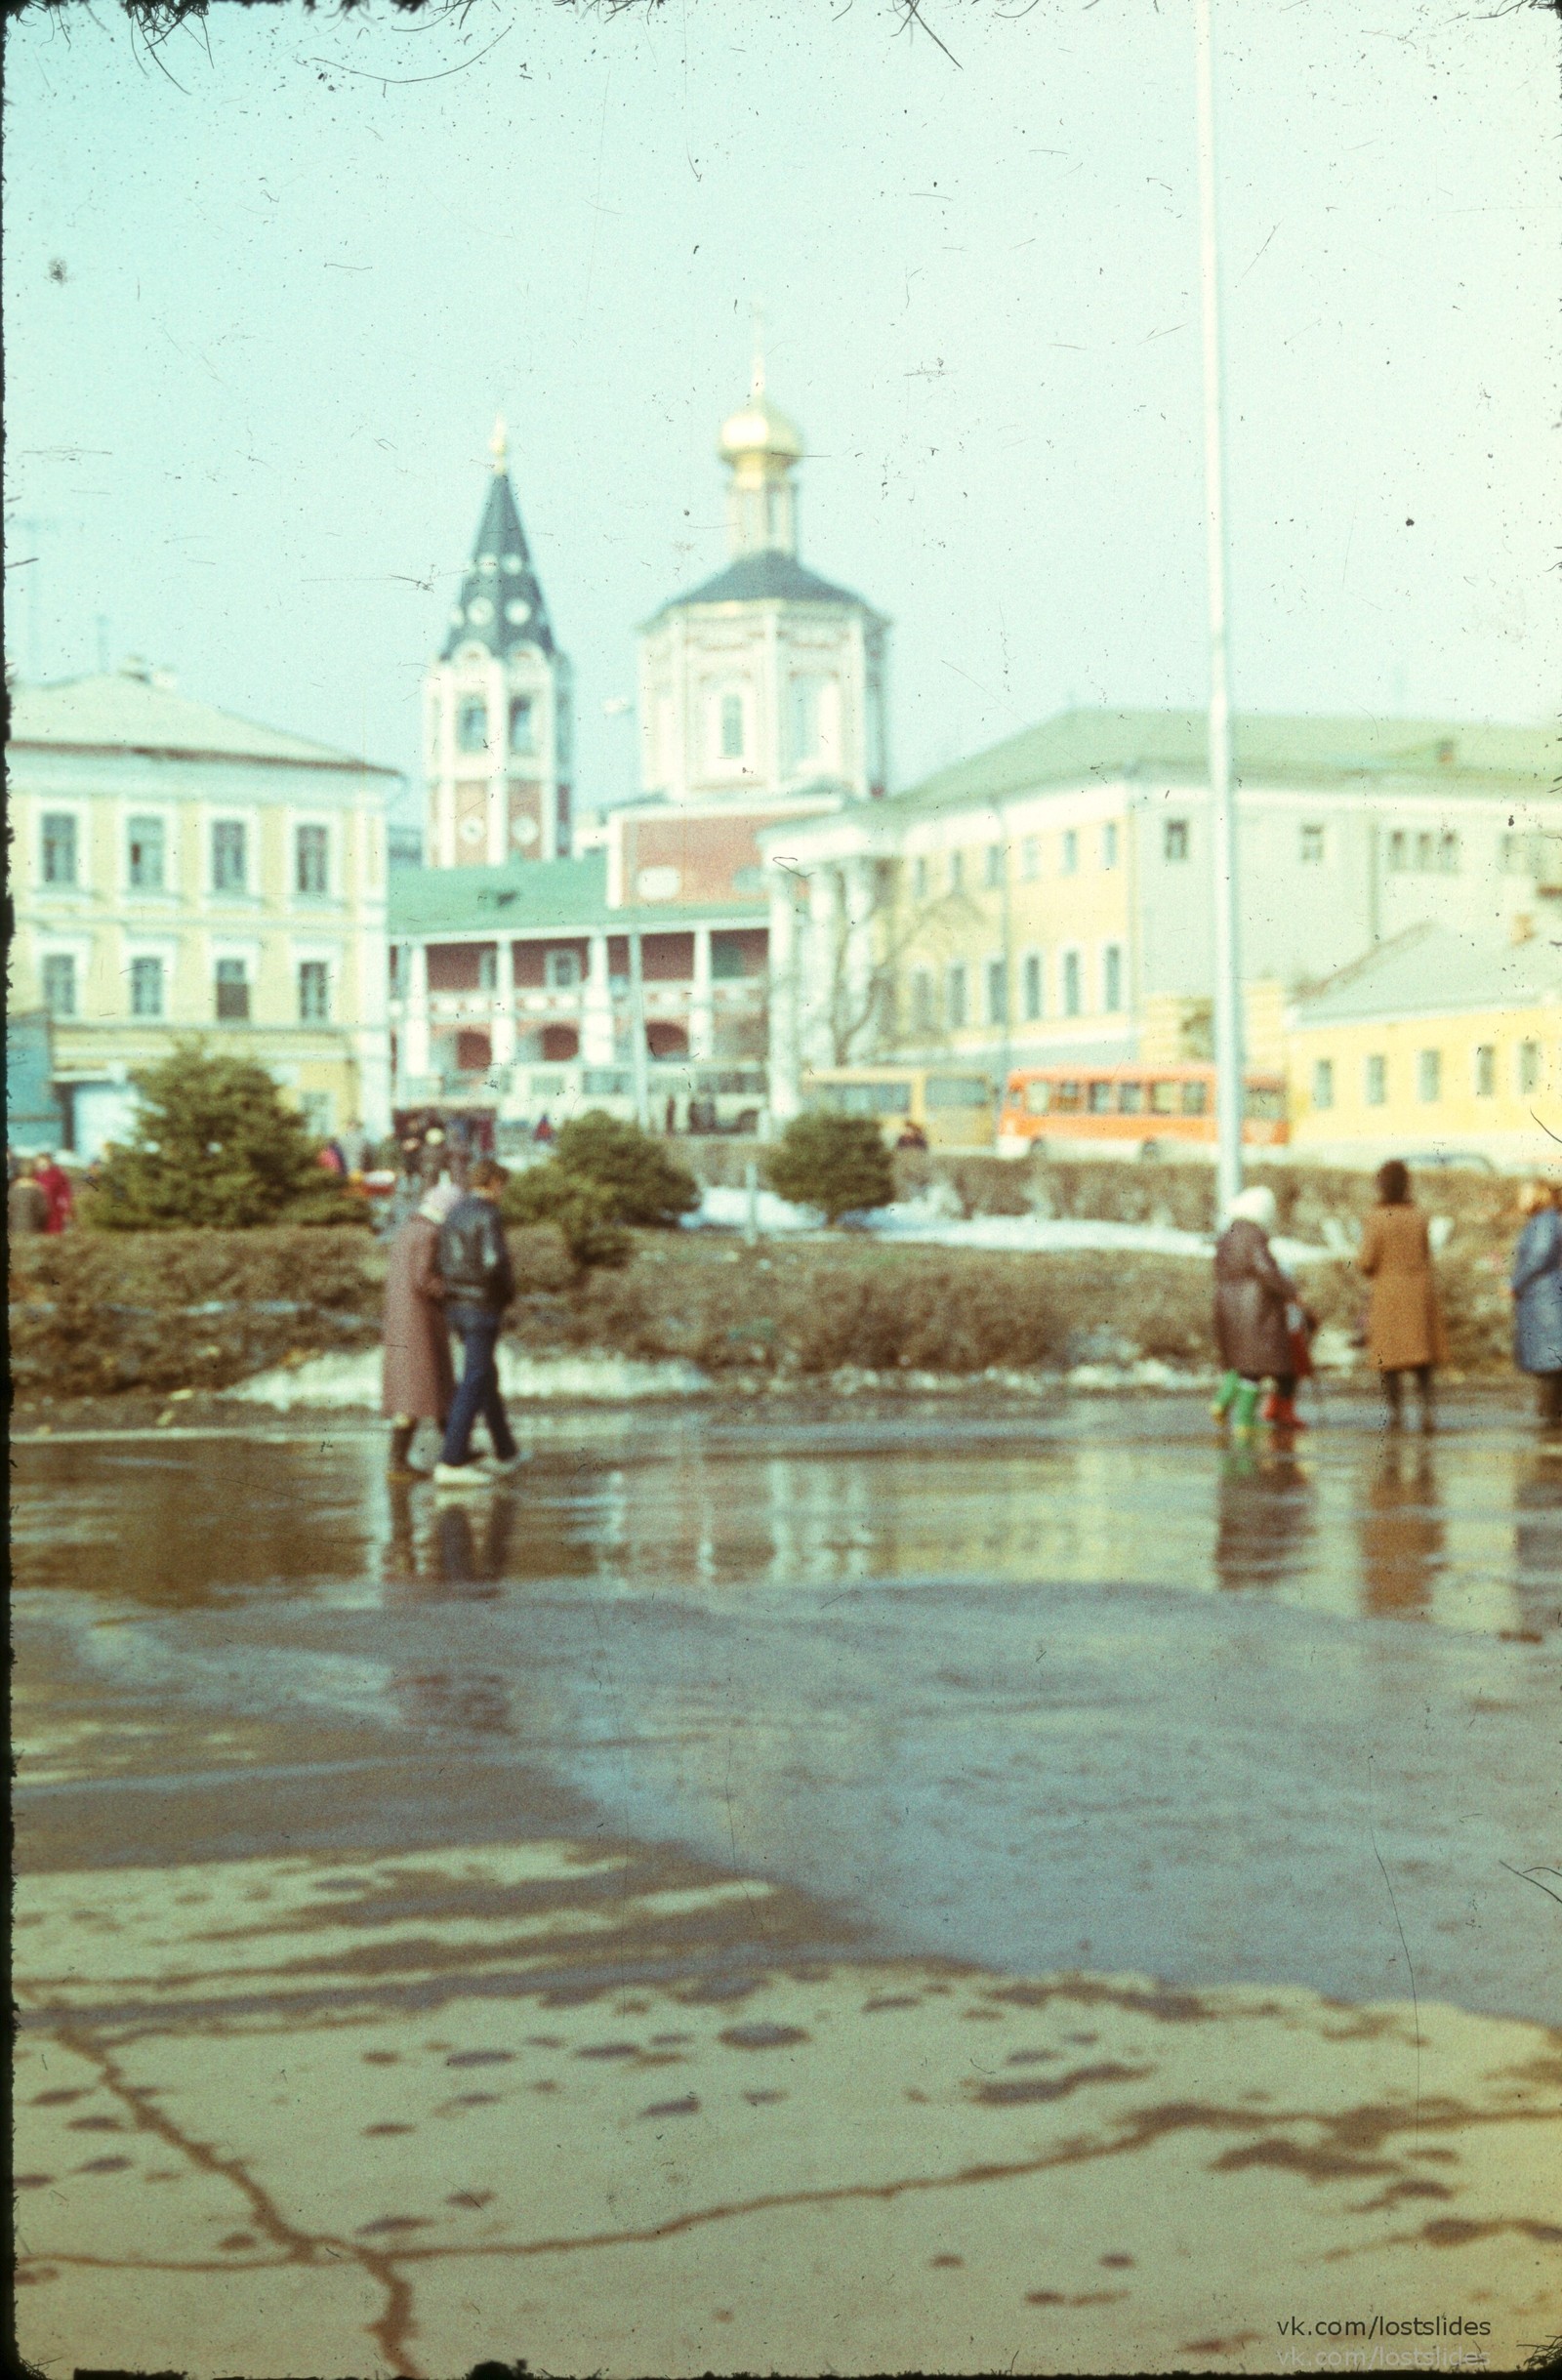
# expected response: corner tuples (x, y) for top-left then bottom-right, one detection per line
(999, 1062), (1289, 1156)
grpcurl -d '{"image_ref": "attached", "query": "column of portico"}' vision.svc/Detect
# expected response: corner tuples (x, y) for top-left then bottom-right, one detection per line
(582, 931), (615, 1065)
(766, 873), (802, 1121)
(802, 864), (842, 1069)
(404, 942), (432, 1084)
(842, 857), (877, 1056)
(689, 925), (715, 1060)
(492, 939), (516, 1070)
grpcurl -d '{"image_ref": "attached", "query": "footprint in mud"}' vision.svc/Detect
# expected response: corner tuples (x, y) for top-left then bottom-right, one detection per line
(640, 2094), (700, 2118)
(445, 2049), (514, 2069)
(575, 2042), (640, 2060)
(719, 2022), (809, 2051)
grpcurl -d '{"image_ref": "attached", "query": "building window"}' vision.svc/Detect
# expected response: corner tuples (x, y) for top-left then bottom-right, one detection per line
(946, 963), (967, 1029)
(1102, 943), (1124, 1012)
(476, 946), (499, 992)
(298, 961), (330, 1022)
(913, 855), (929, 903)
(1061, 828), (1079, 875)
(1164, 818), (1189, 863)
(545, 949), (580, 990)
(984, 842), (1005, 889)
(1365, 1053), (1387, 1107)
(1518, 1041), (1541, 1095)
(1418, 1048), (1441, 1103)
(42, 813), (78, 886)
(1416, 831), (1434, 872)
(1438, 831), (1459, 874)
(1312, 1058), (1335, 1111)
(509, 696), (535, 756)
(911, 969), (936, 1033)
(719, 692), (745, 760)
(212, 820), (248, 892)
(1020, 836), (1040, 881)
(1062, 949), (1082, 1016)
(1472, 1044), (1496, 1097)
(948, 850), (965, 894)
(130, 956), (165, 1018)
(1102, 821), (1119, 870)
(216, 958), (251, 1021)
(1300, 824), (1325, 865)
(299, 1091), (334, 1139)
(458, 698), (489, 755)
(986, 958), (1007, 1025)
(295, 824), (329, 897)
(1387, 830), (1407, 872)
(42, 952), (76, 1017)
(127, 815), (165, 891)
(1021, 951), (1043, 1022)
(1501, 830), (1536, 876)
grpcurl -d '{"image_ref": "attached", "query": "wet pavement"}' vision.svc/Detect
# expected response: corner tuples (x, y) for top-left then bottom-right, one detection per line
(13, 1394), (1562, 2375)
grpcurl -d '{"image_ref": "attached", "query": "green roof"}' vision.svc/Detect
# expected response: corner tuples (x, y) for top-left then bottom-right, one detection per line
(882, 708), (1562, 821)
(8, 668), (399, 774)
(653, 550), (881, 621)
(387, 852), (767, 938)
(390, 853), (611, 935)
(1293, 923), (1562, 1024)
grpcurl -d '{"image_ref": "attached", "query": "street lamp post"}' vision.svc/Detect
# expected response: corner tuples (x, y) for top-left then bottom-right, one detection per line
(1194, 0), (1245, 1220)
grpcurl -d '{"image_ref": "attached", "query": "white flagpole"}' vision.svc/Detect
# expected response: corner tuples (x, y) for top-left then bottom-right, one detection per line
(1195, 0), (1245, 1219)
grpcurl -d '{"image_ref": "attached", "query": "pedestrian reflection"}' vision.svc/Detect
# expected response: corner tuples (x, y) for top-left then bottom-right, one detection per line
(1213, 1446), (1315, 1592)
(1357, 1441), (1445, 1619)
(1512, 1450), (1562, 1641)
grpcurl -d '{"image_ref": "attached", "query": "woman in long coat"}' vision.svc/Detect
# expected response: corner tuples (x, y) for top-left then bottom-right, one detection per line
(1213, 1185), (1299, 1431)
(1358, 1159), (1448, 1431)
(381, 1180), (459, 1476)
(1510, 1180), (1562, 1427)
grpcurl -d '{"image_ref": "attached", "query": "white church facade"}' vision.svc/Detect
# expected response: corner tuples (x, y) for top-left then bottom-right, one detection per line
(387, 364), (888, 1126)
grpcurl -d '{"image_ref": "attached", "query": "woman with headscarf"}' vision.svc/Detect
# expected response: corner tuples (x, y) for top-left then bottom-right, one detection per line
(381, 1177), (460, 1478)
(1358, 1159), (1448, 1432)
(1510, 1178), (1562, 1429)
(1211, 1184), (1301, 1433)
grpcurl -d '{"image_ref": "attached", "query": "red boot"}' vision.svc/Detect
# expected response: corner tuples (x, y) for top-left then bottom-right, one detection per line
(1269, 1392), (1306, 1431)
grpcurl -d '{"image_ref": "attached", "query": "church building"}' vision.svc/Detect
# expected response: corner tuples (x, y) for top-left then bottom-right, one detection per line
(387, 363), (888, 1125)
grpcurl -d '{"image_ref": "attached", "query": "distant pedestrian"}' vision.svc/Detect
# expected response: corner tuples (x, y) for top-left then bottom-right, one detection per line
(895, 1120), (928, 1152)
(338, 1116), (370, 1174)
(33, 1152), (74, 1234)
(533, 1113), (555, 1147)
(381, 1179), (460, 1478)
(8, 1158), (51, 1238)
(1510, 1179), (1562, 1429)
(1358, 1160), (1448, 1432)
(433, 1157), (521, 1487)
(1211, 1184), (1302, 1433)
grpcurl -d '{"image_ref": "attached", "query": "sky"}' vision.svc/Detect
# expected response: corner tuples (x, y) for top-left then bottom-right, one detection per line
(5, 0), (1558, 828)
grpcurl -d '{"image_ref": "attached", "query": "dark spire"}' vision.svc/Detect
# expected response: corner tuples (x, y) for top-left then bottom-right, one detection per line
(440, 414), (556, 662)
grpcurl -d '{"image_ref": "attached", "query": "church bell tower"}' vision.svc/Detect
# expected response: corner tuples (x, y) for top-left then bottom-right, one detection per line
(424, 418), (574, 867)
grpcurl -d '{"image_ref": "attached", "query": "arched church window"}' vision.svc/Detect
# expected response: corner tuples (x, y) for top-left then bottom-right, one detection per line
(510, 696), (536, 755)
(458, 699), (489, 755)
(719, 693), (745, 761)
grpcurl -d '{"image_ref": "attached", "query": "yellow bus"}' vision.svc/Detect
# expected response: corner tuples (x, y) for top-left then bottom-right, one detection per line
(801, 1065), (997, 1150)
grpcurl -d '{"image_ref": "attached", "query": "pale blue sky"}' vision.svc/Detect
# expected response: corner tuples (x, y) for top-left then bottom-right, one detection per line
(5, 0), (1557, 823)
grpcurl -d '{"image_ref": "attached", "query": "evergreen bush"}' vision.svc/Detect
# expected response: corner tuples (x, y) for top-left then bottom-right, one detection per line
(83, 1046), (364, 1231)
(552, 1112), (700, 1227)
(763, 1112), (896, 1226)
(502, 1165), (633, 1276)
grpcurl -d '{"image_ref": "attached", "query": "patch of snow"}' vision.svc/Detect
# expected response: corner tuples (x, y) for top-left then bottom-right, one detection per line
(230, 1345), (710, 1411)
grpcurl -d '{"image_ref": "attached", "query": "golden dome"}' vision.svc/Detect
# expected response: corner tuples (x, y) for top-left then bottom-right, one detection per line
(719, 377), (802, 469)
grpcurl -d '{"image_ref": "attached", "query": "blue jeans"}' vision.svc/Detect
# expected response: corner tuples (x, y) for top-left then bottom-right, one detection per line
(440, 1308), (517, 1467)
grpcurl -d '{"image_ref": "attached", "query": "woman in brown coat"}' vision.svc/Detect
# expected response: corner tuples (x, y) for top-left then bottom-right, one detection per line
(1358, 1160), (1448, 1432)
(381, 1180), (460, 1477)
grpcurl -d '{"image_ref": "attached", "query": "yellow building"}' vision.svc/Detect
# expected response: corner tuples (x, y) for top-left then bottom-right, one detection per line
(762, 709), (1562, 1117)
(1285, 922), (1561, 1170)
(7, 662), (400, 1155)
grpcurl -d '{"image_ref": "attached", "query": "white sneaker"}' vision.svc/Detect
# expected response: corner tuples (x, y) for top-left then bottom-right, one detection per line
(432, 1461), (495, 1490)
